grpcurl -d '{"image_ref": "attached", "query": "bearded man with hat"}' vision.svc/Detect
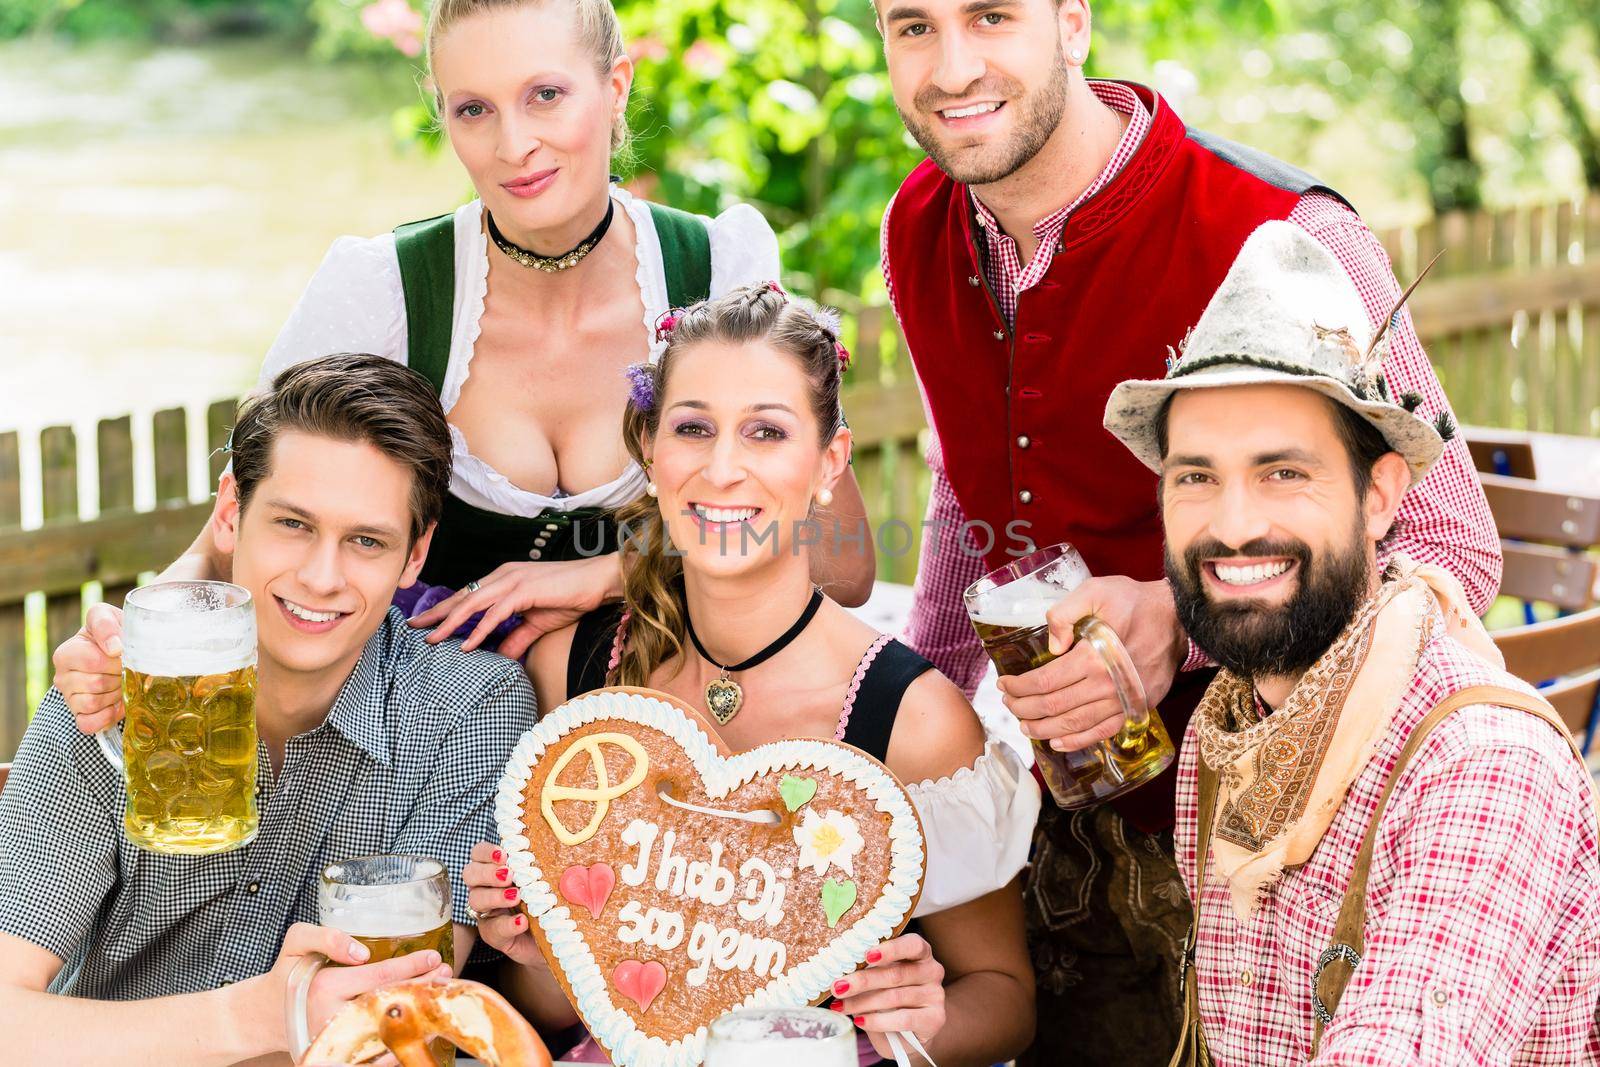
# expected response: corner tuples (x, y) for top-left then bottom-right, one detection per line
(873, 0), (1503, 1060)
(1101, 220), (1600, 1064)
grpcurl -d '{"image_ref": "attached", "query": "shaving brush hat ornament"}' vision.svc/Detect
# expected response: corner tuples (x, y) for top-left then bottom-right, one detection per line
(1103, 220), (1454, 484)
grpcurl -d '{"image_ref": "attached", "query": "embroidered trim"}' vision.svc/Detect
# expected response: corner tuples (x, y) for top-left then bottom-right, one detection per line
(607, 611), (632, 674)
(835, 634), (893, 741)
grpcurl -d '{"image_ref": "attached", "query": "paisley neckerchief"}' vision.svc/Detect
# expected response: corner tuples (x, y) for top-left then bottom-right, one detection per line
(1194, 559), (1501, 918)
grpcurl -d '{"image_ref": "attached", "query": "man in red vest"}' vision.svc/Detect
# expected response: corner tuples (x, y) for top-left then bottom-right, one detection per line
(872, 0), (1501, 1062)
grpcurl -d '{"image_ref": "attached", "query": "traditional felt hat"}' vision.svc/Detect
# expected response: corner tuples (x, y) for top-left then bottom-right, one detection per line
(1103, 220), (1452, 485)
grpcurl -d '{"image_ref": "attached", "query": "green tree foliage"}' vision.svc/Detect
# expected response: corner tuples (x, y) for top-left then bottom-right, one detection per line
(1281, 0), (1485, 212)
(615, 0), (921, 297)
(10, 0), (1598, 286)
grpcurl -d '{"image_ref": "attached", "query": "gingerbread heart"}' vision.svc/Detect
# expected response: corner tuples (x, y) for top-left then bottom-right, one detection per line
(495, 687), (925, 1067)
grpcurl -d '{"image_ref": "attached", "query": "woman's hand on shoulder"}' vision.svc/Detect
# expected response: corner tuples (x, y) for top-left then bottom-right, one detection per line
(410, 554), (623, 659)
(884, 669), (988, 786)
(831, 933), (946, 1059)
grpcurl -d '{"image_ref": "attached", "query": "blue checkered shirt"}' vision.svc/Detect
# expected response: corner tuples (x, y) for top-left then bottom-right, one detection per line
(0, 608), (534, 998)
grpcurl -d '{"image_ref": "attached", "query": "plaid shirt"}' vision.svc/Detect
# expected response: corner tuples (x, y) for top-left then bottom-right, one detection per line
(0, 608), (534, 999)
(1175, 628), (1600, 1064)
(881, 82), (1503, 697)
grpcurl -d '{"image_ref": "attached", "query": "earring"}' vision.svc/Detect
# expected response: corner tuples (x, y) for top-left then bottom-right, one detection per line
(1069, 48), (1084, 62)
(816, 487), (834, 507)
(646, 482), (658, 498)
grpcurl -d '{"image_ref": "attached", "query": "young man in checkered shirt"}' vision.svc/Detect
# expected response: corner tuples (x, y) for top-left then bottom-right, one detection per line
(0, 354), (536, 1063)
(1102, 221), (1600, 1064)
(873, 0), (1501, 1060)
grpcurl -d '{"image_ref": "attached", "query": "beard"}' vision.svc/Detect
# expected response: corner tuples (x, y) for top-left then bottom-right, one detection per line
(1165, 523), (1372, 681)
(896, 51), (1070, 186)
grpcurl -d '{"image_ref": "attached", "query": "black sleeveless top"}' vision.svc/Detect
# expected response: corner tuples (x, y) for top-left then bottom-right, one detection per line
(564, 603), (934, 764)
(391, 201), (714, 589)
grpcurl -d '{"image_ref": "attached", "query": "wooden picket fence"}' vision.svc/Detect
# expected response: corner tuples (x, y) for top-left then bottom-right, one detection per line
(3, 193), (1599, 757)
(0, 402), (235, 759)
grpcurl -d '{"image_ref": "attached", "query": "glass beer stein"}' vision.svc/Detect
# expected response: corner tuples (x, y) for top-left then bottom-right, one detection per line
(703, 1007), (858, 1067)
(95, 580), (259, 855)
(303, 855), (457, 1066)
(964, 543), (1175, 808)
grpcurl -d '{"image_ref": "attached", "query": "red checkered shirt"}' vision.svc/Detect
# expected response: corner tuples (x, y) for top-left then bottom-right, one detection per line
(880, 82), (1503, 698)
(1174, 624), (1600, 1064)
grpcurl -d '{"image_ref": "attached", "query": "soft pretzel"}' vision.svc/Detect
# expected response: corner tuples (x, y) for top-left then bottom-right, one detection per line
(301, 978), (552, 1067)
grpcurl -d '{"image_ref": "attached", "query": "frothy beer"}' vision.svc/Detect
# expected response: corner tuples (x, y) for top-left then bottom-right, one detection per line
(119, 582), (259, 855)
(968, 577), (1061, 677)
(962, 546), (1176, 808)
(319, 858), (456, 1066)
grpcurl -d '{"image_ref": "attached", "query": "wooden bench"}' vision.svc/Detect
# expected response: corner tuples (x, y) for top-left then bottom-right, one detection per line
(1476, 473), (1600, 612)
(1493, 606), (1600, 744)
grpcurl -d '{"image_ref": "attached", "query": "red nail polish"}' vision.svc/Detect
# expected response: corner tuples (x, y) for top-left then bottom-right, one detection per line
(514, 915), (524, 927)
(866, 949), (882, 963)
(829, 1000), (843, 1012)
(492, 849), (503, 863)
(833, 979), (849, 994)
(504, 887), (518, 901)
(496, 867), (509, 882)
(853, 1016), (865, 1027)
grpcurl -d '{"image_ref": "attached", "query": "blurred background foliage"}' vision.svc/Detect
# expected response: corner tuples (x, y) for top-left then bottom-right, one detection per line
(6, 0), (1599, 298)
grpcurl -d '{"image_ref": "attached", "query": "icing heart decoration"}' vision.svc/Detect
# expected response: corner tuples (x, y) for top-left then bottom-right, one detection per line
(495, 687), (925, 1067)
(559, 862), (617, 920)
(613, 959), (668, 1013)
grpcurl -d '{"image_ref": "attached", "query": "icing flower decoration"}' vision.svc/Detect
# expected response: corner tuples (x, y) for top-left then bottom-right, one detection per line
(624, 363), (656, 412)
(793, 808), (864, 878)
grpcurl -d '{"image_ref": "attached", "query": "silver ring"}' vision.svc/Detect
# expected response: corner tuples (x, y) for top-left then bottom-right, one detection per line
(466, 904), (482, 923)
(465, 580), (481, 593)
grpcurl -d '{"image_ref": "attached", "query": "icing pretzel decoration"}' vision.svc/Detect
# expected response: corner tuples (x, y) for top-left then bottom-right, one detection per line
(495, 686), (926, 1067)
(540, 732), (650, 845)
(301, 979), (551, 1067)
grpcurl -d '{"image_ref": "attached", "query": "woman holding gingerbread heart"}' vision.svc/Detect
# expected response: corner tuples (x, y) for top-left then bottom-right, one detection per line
(466, 284), (1040, 1065)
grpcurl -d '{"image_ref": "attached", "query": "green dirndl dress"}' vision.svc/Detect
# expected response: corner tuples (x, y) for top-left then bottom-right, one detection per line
(392, 201), (712, 590)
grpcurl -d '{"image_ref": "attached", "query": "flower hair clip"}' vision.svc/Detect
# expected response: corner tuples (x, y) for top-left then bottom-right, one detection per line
(806, 305), (849, 373)
(624, 362), (656, 412)
(653, 309), (682, 344)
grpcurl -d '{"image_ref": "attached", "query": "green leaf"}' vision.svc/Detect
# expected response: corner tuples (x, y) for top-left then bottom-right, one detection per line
(821, 877), (857, 927)
(779, 774), (818, 812)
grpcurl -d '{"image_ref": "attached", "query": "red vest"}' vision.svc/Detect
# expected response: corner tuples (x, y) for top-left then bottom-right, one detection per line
(887, 84), (1345, 831)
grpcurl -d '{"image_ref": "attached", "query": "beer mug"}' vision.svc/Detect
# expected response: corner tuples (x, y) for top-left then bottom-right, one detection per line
(703, 1007), (857, 1067)
(964, 543), (1175, 808)
(289, 855), (457, 1066)
(95, 580), (259, 855)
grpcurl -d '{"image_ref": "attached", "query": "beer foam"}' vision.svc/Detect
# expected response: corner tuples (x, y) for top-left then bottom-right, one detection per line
(324, 898), (449, 938)
(968, 576), (1064, 629)
(122, 582), (256, 676)
(704, 1011), (854, 1067)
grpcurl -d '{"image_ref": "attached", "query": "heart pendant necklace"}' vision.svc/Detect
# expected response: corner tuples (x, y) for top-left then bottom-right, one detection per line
(685, 587), (824, 726)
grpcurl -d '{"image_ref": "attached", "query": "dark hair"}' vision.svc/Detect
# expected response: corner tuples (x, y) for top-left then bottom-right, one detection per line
(1154, 390), (1393, 497)
(230, 353), (453, 545)
(610, 284), (847, 687)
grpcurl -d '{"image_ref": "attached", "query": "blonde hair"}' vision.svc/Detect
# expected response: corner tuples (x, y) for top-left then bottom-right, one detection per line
(425, 0), (630, 150)
(610, 285), (847, 688)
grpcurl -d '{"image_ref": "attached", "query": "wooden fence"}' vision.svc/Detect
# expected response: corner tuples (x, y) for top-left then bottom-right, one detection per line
(3, 193), (1599, 756)
(0, 403), (235, 759)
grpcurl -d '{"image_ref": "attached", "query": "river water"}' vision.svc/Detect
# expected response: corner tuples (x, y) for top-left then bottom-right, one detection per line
(1, 37), (466, 431)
